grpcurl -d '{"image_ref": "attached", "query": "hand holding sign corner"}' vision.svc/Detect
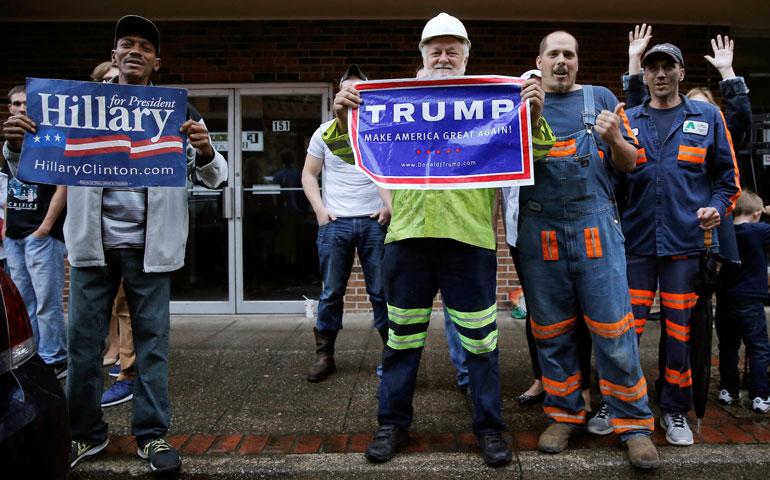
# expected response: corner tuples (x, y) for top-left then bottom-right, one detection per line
(520, 79), (544, 129)
(334, 85), (362, 135)
(2, 114), (37, 152)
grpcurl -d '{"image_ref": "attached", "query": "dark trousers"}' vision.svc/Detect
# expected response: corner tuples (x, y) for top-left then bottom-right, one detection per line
(378, 238), (506, 436)
(66, 249), (172, 446)
(715, 295), (770, 399)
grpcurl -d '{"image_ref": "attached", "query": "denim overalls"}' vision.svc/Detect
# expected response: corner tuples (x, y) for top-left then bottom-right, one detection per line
(517, 86), (654, 440)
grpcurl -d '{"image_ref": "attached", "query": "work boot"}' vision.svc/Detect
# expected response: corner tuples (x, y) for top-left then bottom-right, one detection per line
(477, 433), (512, 467)
(364, 424), (408, 463)
(307, 328), (338, 382)
(537, 423), (573, 453)
(625, 435), (660, 469)
(377, 325), (389, 346)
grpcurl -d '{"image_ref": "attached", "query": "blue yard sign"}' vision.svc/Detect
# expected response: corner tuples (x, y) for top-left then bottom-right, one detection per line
(349, 76), (533, 189)
(18, 78), (188, 187)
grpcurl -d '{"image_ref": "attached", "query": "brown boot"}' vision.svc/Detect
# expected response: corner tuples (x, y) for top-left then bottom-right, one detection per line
(307, 328), (338, 382)
(537, 423), (573, 453)
(625, 435), (660, 469)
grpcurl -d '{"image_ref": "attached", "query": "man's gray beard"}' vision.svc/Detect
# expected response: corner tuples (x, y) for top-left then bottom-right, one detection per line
(426, 65), (466, 79)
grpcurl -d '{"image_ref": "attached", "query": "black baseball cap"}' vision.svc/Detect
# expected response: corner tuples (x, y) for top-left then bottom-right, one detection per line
(642, 43), (684, 67)
(115, 15), (160, 54)
(339, 64), (368, 88)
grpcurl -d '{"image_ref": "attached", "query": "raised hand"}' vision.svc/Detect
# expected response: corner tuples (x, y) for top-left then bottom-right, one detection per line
(628, 24), (653, 74)
(704, 34), (736, 80)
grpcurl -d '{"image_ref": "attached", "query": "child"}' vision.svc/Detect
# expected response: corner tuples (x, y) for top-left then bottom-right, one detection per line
(715, 190), (770, 413)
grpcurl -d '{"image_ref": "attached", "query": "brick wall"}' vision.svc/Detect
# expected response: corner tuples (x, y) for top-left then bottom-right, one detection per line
(0, 20), (726, 107)
(0, 19), (730, 313)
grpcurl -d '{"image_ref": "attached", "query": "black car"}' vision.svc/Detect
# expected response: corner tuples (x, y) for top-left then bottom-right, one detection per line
(0, 268), (70, 478)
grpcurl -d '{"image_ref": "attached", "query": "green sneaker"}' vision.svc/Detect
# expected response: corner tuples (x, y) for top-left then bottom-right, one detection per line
(137, 438), (182, 473)
(70, 439), (109, 468)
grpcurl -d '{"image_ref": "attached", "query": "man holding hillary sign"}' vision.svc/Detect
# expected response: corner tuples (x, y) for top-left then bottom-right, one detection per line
(3, 15), (227, 474)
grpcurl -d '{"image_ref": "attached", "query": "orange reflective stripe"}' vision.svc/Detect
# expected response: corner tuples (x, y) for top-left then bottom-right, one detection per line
(635, 147), (647, 165)
(544, 406), (586, 424)
(541, 231), (559, 261)
(671, 255), (688, 260)
(543, 372), (582, 397)
(619, 108), (638, 146)
(598, 150), (605, 159)
(583, 312), (633, 338)
(629, 289), (654, 306)
(634, 317), (647, 335)
(677, 145), (707, 164)
(660, 291), (698, 310)
(530, 315), (576, 340)
(584, 227), (602, 258)
(665, 367), (693, 387)
(610, 417), (655, 433)
(549, 139), (577, 157)
(719, 111), (741, 215)
(665, 318), (691, 342)
(599, 376), (648, 402)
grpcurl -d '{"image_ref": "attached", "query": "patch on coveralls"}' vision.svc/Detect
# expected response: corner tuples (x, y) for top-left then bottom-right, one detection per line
(527, 199), (543, 212)
(683, 121), (709, 136)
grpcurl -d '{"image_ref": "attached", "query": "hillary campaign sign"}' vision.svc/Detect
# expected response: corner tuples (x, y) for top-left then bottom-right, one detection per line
(18, 78), (188, 187)
(349, 76), (533, 189)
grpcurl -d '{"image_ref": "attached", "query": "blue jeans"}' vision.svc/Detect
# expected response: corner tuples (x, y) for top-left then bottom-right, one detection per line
(444, 305), (469, 387)
(715, 295), (770, 399)
(66, 249), (172, 446)
(316, 216), (387, 331)
(4, 235), (67, 365)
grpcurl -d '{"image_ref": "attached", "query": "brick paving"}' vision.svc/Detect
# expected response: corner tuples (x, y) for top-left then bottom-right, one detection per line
(100, 420), (770, 456)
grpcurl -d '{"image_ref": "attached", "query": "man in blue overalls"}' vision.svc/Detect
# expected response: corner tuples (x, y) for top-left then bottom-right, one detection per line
(517, 31), (659, 469)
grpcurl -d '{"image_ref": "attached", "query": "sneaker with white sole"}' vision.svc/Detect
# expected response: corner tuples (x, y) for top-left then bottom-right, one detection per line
(51, 361), (68, 379)
(70, 439), (109, 468)
(718, 389), (741, 406)
(108, 364), (120, 377)
(752, 396), (770, 414)
(138, 438), (181, 473)
(101, 380), (134, 407)
(660, 412), (693, 446)
(587, 402), (612, 435)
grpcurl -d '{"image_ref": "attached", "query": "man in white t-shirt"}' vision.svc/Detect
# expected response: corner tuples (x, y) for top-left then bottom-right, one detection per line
(301, 65), (392, 382)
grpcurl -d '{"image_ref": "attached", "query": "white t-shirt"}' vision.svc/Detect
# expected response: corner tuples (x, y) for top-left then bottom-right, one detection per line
(502, 186), (520, 247)
(307, 120), (383, 217)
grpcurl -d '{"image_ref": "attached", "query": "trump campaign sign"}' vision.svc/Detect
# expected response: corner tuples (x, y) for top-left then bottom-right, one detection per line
(18, 78), (188, 187)
(349, 76), (533, 190)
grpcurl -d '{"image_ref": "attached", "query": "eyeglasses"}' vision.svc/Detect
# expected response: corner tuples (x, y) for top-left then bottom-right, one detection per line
(102, 76), (116, 83)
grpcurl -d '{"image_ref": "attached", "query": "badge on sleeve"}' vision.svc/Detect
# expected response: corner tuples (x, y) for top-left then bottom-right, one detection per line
(683, 121), (709, 136)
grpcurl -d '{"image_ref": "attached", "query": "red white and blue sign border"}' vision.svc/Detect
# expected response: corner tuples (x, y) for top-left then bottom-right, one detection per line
(349, 76), (533, 190)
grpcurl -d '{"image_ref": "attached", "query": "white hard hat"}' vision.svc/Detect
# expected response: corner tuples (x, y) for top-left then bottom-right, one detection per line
(419, 12), (471, 50)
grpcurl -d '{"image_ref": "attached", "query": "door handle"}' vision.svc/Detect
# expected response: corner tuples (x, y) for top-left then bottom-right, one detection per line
(235, 186), (242, 219)
(223, 186), (233, 219)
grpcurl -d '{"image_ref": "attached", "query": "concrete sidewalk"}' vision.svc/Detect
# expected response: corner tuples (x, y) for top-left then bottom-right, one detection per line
(69, 313), (770, 479)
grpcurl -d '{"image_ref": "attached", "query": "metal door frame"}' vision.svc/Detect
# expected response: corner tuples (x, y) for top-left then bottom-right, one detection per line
(167, 83), (332, 314)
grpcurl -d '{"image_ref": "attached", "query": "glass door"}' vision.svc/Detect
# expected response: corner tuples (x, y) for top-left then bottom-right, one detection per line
(169, 84), (331, 314)
(235, 87), (331, 313)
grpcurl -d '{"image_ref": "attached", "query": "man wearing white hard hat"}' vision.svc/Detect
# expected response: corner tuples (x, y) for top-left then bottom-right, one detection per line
(325, 13), (555, 467)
